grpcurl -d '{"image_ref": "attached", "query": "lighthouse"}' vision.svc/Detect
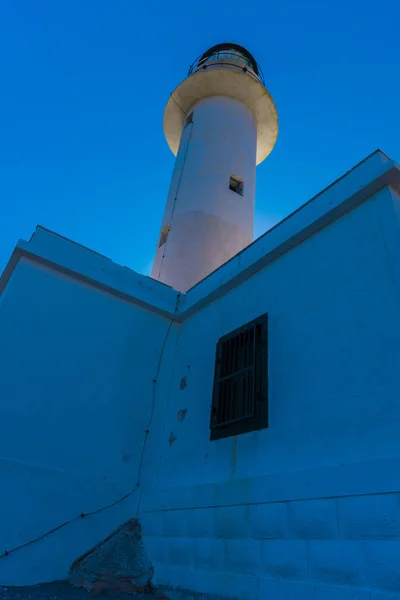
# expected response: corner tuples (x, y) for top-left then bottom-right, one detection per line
(151, 43), (278, 292)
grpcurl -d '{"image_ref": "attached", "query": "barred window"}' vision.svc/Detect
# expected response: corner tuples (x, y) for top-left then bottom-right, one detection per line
(210, 313), (268, 440)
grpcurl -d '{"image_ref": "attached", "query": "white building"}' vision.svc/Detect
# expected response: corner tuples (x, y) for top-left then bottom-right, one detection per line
(1, 43), (400, 600)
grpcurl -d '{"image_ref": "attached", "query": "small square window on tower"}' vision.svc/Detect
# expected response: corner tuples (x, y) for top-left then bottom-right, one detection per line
(229, 175), (244, 196)
(158, 225), (170, 248)
(184, 111), (194, 129)
(210, 313), (269, 441)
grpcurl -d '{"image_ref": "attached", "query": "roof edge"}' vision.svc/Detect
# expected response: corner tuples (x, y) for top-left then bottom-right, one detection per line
(0, 231), (181, 320)
(1, 151), (398, 324)
(177, 151), (400, 319)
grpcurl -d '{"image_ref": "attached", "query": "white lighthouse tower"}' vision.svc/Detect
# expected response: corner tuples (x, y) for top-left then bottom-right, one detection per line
(151, 43), (278, 292)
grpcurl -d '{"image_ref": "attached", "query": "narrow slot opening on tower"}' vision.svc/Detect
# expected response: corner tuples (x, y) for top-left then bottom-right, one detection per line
(229, 175), (244, 196)
(184, 111), (193, 129)
(158, 225), (170, 248)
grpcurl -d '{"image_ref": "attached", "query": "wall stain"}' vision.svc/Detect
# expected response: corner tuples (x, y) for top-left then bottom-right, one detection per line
(180, 376), (187, 390)
(168, 432), (177, 446)
(177, 408), (187, 422)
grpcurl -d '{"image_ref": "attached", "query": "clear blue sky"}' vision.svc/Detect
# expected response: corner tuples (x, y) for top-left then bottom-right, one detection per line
(1, 0), (399, 276)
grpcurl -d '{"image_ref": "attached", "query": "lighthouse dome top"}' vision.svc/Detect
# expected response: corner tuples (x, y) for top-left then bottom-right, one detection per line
(188, 43), (264, 85)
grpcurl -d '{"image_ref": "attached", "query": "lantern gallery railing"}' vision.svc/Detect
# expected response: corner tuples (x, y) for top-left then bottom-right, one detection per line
(188, 44), (265, 86)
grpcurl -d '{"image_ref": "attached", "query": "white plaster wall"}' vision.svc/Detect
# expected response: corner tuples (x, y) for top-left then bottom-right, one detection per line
(152, 96), (257, 292)
(0, 256), (177, 586)
(1, 155), (399, 597)
(141, 186), (400, 599)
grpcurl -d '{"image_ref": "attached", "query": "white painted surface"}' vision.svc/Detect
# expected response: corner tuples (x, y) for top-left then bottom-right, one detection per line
(142, 183), (400, 599)
(0, 251), (178, 585)
(152, 96), (257, 292)
(1, 153), (400, 598)
(146, 185), (400, 487)
(180, 150), (398, 315)
(12, 226), (180, 316)
(163, 68), (278, 166)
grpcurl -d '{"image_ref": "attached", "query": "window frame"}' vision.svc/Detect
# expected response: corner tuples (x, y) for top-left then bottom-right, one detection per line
(210, 313), (269, 441)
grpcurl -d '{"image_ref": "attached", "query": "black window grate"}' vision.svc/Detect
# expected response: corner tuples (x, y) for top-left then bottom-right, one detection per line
(210, 314), (268, 440)
(217, 325), (256, 425)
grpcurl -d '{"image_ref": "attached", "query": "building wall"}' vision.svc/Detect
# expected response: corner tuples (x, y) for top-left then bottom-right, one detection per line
(0, 256), (177, 586)
(1, 157), (399, 597)
(141, 186), (400, 599)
